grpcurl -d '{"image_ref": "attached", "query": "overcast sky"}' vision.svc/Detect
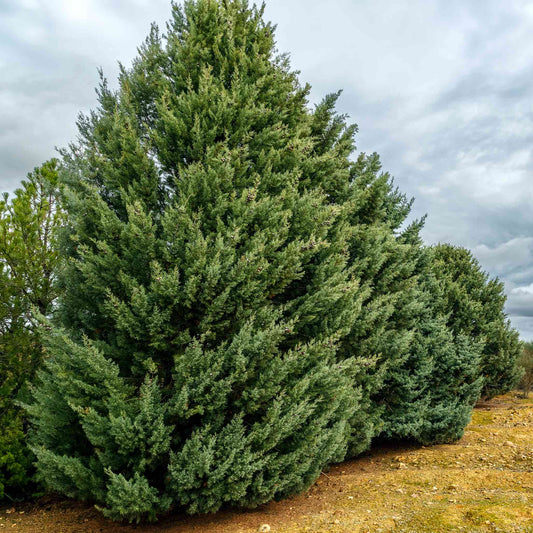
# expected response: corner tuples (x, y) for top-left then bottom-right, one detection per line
(1, 0), (532, 339)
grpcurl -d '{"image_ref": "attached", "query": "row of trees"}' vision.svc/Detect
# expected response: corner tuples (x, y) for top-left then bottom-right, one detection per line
(0, 0), (524, 521)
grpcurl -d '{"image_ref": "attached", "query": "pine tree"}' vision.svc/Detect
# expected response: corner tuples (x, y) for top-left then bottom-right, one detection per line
(28, 0), (368, 521)
(432, 244), (521, 399)
(0, 262), (32, 501)
(0, 160), (63, 500)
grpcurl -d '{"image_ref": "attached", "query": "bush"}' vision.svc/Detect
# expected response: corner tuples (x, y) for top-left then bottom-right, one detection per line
(0, 410), (32, 501)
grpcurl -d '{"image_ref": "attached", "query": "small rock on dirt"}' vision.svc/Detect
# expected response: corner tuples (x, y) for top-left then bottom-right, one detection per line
(258, 525), (271, 532)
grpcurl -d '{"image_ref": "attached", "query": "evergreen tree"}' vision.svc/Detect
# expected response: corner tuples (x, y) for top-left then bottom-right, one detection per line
(0, 262), (32, 501)
(28, 0), (367, 521)
(0, 160), (63, 500)
(432, 244), (521, 399)
(345, 173), (483, 446)
(25, 2), (503, 520)
(343, 154), (425, 452)
(305, 95), (483, 447)
(379, 249), (483, 445)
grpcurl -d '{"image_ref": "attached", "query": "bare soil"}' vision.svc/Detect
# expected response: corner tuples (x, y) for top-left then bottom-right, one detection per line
(2, 392), (532, 533)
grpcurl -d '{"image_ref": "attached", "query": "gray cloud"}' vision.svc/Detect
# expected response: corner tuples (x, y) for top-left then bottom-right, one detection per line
(472, 238), (533, 339)
(0, 0), (531, 338)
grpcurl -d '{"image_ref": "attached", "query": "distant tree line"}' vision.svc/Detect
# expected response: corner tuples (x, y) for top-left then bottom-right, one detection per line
(518, 342), (533, 397)
(0, 0), (524, 521)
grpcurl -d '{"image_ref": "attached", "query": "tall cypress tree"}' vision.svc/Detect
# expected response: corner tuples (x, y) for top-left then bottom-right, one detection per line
(28, 0), (367, 521)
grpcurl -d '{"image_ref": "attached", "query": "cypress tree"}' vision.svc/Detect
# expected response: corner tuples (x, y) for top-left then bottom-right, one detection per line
(28, 0), (368, 521)
(25, 2), (501, 521)
(432, 244), (521, 399)
(349, 177), (483, 447)
(305, 96), (484, 446)
(379, 251), (484, 445)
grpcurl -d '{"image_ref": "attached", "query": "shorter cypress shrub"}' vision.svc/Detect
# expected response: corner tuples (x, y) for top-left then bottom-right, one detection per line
(432, 244), (522, 399)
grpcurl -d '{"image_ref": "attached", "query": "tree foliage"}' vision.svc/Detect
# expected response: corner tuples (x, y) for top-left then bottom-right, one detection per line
(28, 1), (370, 521)
(517, 341), (533, 398)
(0, 159), (64, 500)
(431, 244), (521, 399)
(305, 98), (484, 447)
(22, 0), (519, 521)
(342, 161), (483, 447)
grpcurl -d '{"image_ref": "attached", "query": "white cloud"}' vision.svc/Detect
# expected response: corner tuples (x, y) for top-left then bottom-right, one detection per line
(473, 238), (533, 275)
(512, 284), (533, 296)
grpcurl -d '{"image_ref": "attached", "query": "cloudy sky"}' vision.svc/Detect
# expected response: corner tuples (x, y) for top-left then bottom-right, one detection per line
(1, 0), (532, 339)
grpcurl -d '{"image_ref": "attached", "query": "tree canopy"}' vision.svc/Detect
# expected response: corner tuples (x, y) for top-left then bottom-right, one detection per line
(431, 244), (521, 399)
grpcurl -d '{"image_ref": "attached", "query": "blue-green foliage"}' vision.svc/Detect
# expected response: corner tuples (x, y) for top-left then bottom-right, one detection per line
(307, 100), (484, 448)
(28, 0), (366, 521)
(432, 244), (521, 399)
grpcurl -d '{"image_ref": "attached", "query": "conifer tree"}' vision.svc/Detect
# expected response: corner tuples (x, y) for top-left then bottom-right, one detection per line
(0, 262), (32, 500)
(345, 172), (484, 446)
(306, 95), (485, 446)
(28, 0), (367, 521)
(0, 160), (63, 500)
(378, 250), (484, 445)
(26, 2), (501, 520)
(432, 244), (521, 399)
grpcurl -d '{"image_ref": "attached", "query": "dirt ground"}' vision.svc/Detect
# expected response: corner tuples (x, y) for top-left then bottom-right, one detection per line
(1, 392), (532, 533)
